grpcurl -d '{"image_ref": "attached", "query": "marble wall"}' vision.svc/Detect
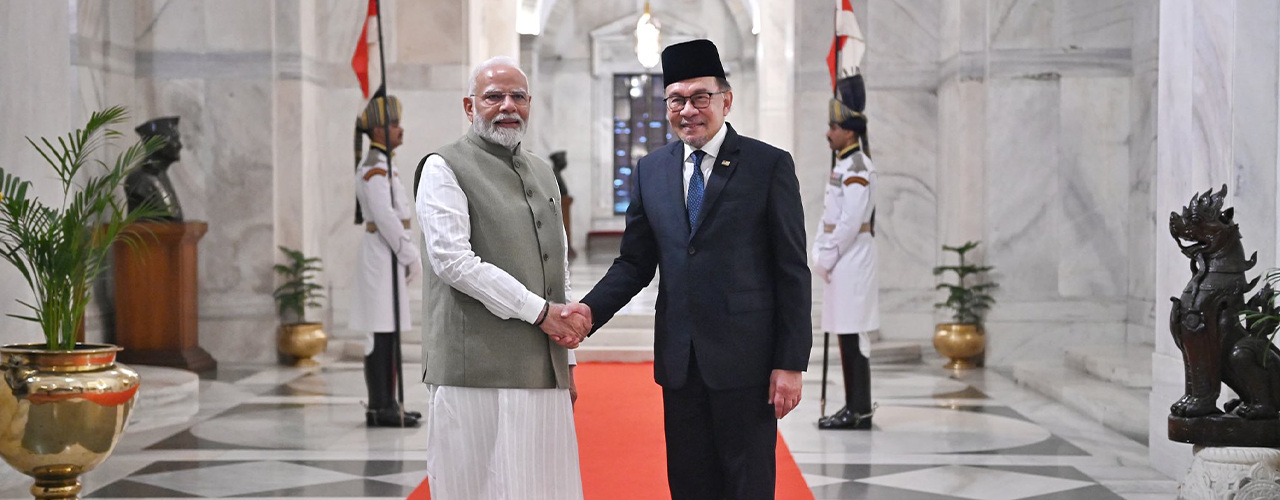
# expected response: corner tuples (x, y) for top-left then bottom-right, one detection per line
(0, 1), (80, 345)
(928, 0), (1156, 364)
(0, 0), (470, 361)
(1148, 0), (1280, 479)
(779, 0), (1151, 358)
(795, 0), (942, 342)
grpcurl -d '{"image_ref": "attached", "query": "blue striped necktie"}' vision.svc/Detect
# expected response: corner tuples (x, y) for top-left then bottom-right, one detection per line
(687, 150), (707, 227)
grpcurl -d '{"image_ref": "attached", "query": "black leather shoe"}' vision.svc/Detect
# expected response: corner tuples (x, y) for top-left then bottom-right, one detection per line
(366, 408), (420, 427)
(818, 406), (873, 430)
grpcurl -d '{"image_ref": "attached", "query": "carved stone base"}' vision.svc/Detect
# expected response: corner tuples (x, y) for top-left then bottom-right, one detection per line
(1179, 447), (1280, 500)
(1170, 415), (1280, 448)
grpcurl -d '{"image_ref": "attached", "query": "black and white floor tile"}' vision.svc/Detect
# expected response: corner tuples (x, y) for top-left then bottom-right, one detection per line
(0, 353), (1176, 499)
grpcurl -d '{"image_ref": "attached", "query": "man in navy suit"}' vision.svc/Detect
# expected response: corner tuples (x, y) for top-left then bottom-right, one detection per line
(564, 39), (812, 499)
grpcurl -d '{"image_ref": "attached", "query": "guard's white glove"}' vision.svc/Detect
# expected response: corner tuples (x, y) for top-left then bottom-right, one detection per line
(815, 264), (831, 284)
(406, 258), (423, 285)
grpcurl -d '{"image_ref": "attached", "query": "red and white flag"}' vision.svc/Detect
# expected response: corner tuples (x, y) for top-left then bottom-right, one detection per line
(351, 0), (377, 98)
(826, 0), (865, 88)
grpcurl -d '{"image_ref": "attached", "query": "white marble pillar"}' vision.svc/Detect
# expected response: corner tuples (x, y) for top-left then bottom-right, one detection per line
(861, 0), (941, 339)
(0, 2), (75, 346)
(1150, 0), (1280, 479)
(1127, 0), (1159, 346)
(1151, 0), (1219, 478)
(756, 0), (793, 153)
(1231, 0), (1280, 274)
(937, 0), (988, 252)
(469, 0), (520, 65)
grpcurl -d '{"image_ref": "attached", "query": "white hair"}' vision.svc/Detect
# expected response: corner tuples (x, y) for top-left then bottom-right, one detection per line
(467, 56), (529, 95)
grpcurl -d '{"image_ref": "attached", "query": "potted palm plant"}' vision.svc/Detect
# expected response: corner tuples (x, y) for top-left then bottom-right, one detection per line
(273, 246), (328, 367)
(932, 241), (997, 370)
(0, 106), (166, 499)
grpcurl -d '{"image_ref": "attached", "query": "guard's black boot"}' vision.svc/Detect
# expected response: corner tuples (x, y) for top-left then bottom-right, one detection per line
(378, 332), (422, 420)
(365, 333), (419, 428)
(819, 333), (873, 430)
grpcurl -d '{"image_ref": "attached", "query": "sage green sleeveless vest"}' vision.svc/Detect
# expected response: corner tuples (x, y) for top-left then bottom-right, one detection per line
(419, 130), (569, 389)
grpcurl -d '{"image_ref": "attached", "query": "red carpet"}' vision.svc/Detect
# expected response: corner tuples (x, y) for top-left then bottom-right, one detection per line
(407, 362), (814, 500)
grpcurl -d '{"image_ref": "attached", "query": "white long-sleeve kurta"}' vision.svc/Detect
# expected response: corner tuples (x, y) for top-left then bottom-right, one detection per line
(812, 149), (880, 343)
(414, 153), (576, 363)
(350, 149), (418, 336)
(414, 152), (582, 500)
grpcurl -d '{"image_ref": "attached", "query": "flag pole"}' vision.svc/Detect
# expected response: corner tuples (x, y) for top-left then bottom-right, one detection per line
(372, 0), (407, 426)
(821, 0), (841, 422)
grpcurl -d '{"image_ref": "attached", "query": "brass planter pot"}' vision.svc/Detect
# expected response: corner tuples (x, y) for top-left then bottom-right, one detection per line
(0, 344), (139, 500)
(277, 323), (328, 367)
(933, 323), (985, 370)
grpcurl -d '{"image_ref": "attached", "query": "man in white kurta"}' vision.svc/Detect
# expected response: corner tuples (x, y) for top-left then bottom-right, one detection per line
(413, 56), (585, 500)
(813, 74), (880, 430)
(350, 94), (424, 427)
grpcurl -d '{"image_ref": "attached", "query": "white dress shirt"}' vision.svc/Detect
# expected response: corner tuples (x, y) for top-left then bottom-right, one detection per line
(415, 153), (576, 363)
(681, 123), (729, 203)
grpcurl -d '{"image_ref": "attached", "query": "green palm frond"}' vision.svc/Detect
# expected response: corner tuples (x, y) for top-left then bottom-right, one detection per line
(0, 106), (166, 350)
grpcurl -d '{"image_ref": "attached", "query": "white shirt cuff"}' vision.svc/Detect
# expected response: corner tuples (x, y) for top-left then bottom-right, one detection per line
(519, 292), (548, 324)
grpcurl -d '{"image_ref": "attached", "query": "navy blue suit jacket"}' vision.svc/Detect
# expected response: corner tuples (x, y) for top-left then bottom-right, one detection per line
(582, 123), (812, 390)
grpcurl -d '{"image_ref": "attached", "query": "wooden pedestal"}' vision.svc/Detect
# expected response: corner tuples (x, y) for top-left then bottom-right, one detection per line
(113, 221), (216, 373)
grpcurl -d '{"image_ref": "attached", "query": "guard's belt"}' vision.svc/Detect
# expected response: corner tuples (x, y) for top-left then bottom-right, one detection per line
(366, 219), (411, 233)
(823, 221), (874, 235)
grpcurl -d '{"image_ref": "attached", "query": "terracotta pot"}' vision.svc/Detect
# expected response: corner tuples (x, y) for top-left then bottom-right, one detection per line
(0, 343), (139, 500)
(932, 323), (985, 370)
(277, 323), (328, 367)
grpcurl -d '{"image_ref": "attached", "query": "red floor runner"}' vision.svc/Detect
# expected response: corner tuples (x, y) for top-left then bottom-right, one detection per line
(407, 361), (814, 500)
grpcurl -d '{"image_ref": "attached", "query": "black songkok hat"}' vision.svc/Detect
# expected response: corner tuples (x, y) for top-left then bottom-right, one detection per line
(661, 39), (727, 85)
(135, 116), (179, 139)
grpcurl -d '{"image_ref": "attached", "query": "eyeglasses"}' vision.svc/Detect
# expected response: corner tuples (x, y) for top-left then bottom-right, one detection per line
(472, 92), (531, 106)
(663, 91), (726, 111)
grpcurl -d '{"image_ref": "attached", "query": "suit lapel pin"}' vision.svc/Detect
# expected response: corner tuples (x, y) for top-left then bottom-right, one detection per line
(720, 160), (730, 166)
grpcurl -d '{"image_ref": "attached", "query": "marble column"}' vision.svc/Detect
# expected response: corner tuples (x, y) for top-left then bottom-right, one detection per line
(756, 0), (793, 153)
(1150, 0), (1280, 479)
(1128, 0), (1159, 346)
(469, 0), (520, 65)
(932, 0), (1138, 363)
(862, 0), (941, 339)
(0, 2), (75, 345)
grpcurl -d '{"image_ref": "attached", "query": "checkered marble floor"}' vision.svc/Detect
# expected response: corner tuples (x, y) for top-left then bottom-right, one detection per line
(0, 358), (1176, 499)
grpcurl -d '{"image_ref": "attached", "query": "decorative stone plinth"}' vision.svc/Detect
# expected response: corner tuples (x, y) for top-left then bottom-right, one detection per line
(1179, 446), (1280, 500)
(127, 365), (200, 432)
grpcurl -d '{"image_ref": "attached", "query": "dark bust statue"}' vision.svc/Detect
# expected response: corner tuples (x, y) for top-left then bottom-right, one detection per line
(1168, 185), (1280, 447)
(126, 117), (184, 221)
(549, 150), (569, 198)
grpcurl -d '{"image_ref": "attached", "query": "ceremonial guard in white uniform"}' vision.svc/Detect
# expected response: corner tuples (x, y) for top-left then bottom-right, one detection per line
(350, 92), (424, 427)
(814, 75), (879, 430)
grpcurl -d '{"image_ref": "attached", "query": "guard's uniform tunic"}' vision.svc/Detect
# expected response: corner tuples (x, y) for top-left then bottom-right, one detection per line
(813, 145), (879, 347)
(350, 148), (417, 351)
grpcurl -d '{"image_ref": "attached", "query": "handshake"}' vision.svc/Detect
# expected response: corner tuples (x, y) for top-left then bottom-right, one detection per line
(538, 302), (593, 349)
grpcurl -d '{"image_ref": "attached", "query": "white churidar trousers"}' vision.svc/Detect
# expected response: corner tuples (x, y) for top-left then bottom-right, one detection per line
(424, 385), (584, 500)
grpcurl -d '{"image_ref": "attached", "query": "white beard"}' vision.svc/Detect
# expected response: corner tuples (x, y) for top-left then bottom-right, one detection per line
(473, 113), (526, 150)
